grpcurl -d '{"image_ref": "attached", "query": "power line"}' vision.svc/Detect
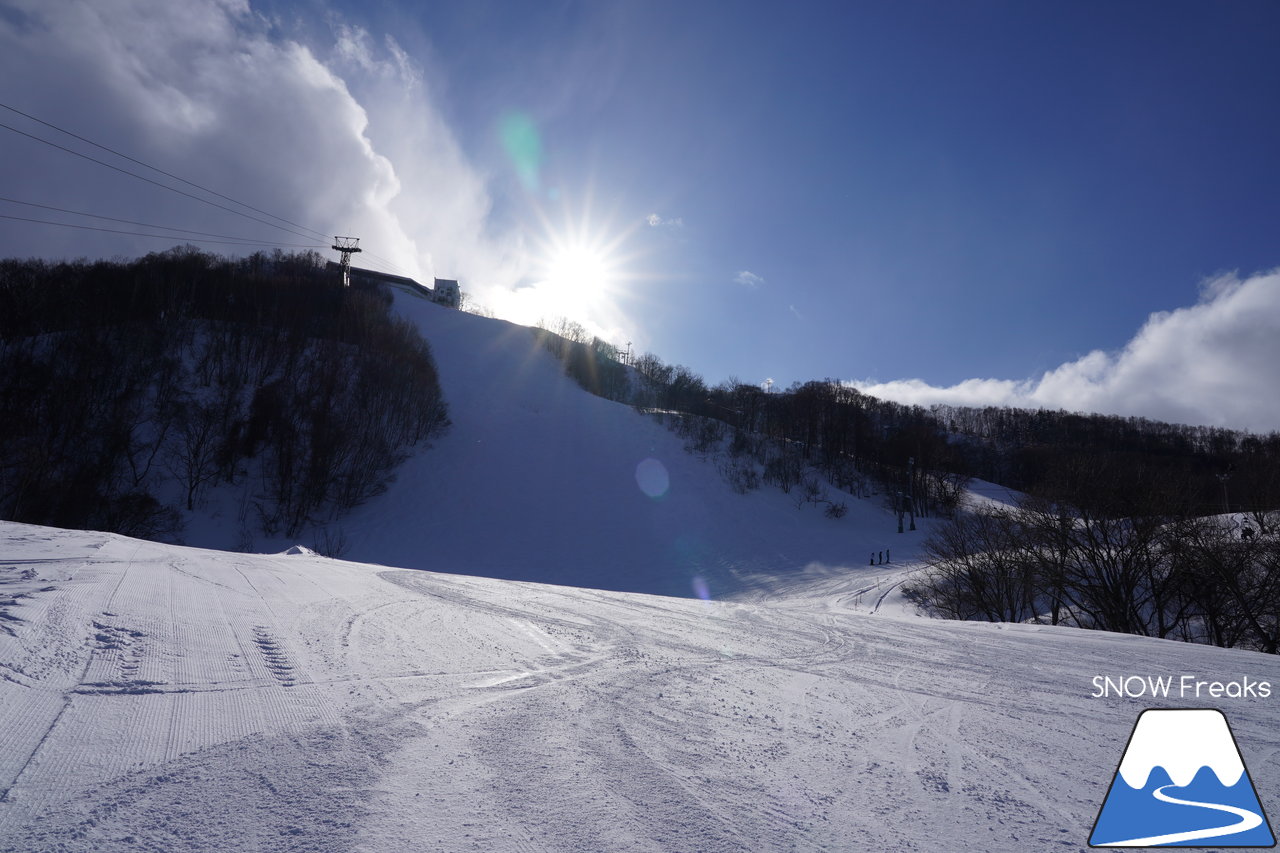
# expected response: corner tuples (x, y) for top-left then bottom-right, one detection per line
(361, 248), (406, 268)
(363, 251), (405, 271)
(0, 213), (328, 249)
(360, 253), (416, 278)
(0, 120), (324, 243)
(0, 102), (427, 278)
(0, 100), (331, 241)
(355, 257), (412, 278)
(0, 196), (321, 246)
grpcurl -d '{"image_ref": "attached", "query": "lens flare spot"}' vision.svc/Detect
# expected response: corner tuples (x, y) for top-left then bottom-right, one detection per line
(635, 457), (669, 499)
(692, 575), (711, 601)
(500, 112), (541, 190)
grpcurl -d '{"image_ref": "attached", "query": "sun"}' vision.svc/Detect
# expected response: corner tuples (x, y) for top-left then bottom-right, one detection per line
(526, 208), (634, 333)
(488, 192), (650, 342)
(543, 243), (613, 310)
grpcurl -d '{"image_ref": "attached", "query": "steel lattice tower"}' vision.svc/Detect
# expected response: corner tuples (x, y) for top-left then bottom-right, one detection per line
(331, 236), (362, 287)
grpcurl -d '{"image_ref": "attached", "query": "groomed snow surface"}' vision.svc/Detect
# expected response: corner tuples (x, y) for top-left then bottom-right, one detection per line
(2, 522), (1279, 852)
(3, 298), (1279, 850)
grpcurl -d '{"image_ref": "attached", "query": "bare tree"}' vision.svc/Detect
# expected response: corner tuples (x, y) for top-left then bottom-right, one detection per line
(165, 400), (223, 511)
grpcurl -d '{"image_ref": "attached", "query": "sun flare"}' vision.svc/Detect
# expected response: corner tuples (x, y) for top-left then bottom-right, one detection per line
(543, 243), (613, 308)
(487, 193), (652, 344)
(525, 211), (635, 336)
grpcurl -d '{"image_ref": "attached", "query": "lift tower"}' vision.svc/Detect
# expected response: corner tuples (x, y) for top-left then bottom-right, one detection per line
(331, 236), (362, 287)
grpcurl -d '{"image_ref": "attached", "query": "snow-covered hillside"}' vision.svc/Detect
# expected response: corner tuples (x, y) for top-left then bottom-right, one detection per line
(6, 292), (1279, 852)
(186, 293), (923, 601)
(3, 521), (1278, 852)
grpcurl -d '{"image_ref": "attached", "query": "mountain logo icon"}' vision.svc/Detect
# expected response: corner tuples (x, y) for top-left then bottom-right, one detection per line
(1090, 709), (1275, 847)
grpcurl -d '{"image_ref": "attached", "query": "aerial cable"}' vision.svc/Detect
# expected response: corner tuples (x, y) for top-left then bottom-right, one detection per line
(0, 213), (327, 249)
(354, 256), (406, 276)
(361, 252), (416, 277)
(356, 245), (422, 278)
(362, 250), (404, 270)
(0, 196), (319, 245)
(331, 245), (412, 277)
(0, 121), (324, 243)
(0, 100), (331, 241)
(0, 102), (425, 276)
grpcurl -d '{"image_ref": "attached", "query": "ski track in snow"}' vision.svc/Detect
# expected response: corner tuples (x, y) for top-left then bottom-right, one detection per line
(2, 521), (1279, 851)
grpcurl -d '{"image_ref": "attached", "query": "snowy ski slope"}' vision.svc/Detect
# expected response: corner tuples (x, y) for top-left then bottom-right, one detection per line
(2, 521), (1278, 851)
(185, 294), (927, 601)
(5, 294), (1279, 851)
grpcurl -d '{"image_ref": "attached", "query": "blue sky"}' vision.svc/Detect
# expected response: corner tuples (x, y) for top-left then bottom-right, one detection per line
(2, 0), (1279, 429)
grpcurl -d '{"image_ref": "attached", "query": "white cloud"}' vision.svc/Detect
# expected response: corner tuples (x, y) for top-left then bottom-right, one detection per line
(851, 269), (1280, 432)
(734, 270), (764, 289)
(646, 213), (683, 228)
(788, 304), (803, 320)
(0, 0), (521, 294)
